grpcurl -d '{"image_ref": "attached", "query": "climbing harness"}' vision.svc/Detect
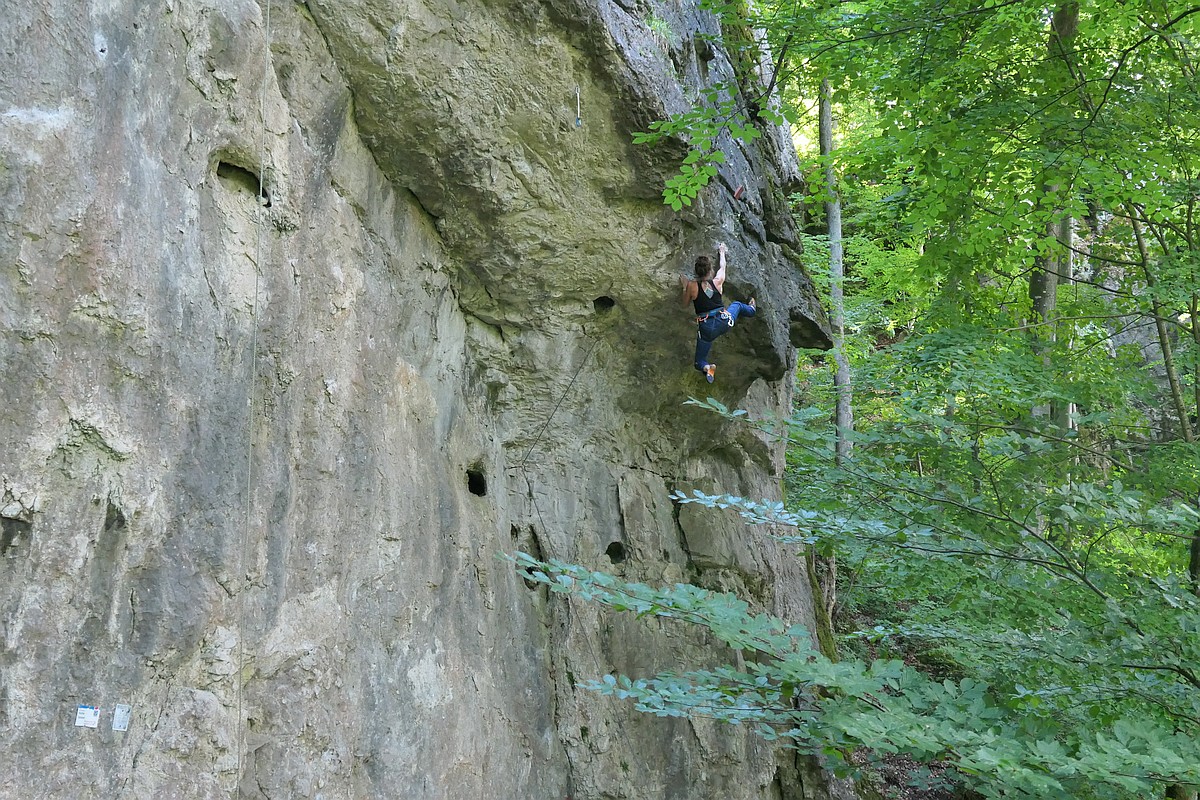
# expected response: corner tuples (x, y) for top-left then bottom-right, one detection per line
(696, 308), (734, 327)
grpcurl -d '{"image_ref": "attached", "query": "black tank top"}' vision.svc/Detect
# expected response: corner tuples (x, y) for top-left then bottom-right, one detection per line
(692, 280), (723, 315)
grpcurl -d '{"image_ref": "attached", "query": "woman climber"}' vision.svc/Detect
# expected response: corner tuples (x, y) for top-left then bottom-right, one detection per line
(680, 241), (756, 383)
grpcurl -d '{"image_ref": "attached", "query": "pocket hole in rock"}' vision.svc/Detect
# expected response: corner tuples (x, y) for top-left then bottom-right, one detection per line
(466, 466), (487, 497)
(216, 160), (271, 207)
(1, 518), (31, 557)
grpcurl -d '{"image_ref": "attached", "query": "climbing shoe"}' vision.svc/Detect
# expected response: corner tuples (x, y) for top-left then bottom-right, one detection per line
(749, 297), (757, 311)
(703, 364), (716, 383)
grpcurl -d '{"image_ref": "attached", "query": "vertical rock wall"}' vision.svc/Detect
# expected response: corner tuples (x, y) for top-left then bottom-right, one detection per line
(1, 0), (832, 797)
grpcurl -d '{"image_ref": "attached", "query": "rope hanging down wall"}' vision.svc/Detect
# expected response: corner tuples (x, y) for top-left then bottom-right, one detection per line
(234, 0), (272, 789)
(514, 332), (601, 544)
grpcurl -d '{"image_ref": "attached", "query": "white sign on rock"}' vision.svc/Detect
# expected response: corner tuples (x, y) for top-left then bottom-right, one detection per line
(112, 704), (132, 732)
(74, 705), (100, 728)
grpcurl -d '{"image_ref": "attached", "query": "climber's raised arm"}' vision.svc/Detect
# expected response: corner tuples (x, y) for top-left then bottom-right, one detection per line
(712, 242), (727, 291)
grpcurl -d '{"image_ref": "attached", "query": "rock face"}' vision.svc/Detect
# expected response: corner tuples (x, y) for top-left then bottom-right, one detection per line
(1, 0), (831, 798)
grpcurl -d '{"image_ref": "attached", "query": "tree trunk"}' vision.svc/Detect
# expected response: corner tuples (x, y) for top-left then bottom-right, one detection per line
(1028, 219), (1062, 328)
(1030, 3), (1080, 428)
(814, 78), (850, 653)
(1127, 209), (1195, 443)
(1126, 211), (1200, 594)
(821, 79), (852, 462)
(1193, 292), (1199, 437)
(1193, 294), (1200, 595)
(805, 546), (838, 661)
(1189, 529), (1200, 593)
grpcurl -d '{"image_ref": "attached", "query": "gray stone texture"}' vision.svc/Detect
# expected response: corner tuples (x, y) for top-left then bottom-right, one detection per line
(1, 0), (832, 797)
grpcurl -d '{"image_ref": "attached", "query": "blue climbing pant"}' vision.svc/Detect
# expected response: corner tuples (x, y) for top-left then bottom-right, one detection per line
(694, 301), (755, 371)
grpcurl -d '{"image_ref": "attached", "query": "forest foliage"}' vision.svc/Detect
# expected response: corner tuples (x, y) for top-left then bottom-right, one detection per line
(515, 1), (1200, 797)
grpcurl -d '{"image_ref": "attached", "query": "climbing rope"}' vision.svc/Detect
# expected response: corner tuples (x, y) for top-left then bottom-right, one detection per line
(515, 330), (601, 556)
(517, 334), (600, 470)
(234, 0), (271, 789)
(512, 329), (610, 677)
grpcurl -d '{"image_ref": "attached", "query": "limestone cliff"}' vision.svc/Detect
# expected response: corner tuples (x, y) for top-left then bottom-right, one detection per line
(1, 0), (832, 797)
